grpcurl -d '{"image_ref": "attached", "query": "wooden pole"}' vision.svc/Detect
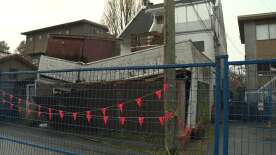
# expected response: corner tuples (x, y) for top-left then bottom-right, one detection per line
(164, 0), (177, 154)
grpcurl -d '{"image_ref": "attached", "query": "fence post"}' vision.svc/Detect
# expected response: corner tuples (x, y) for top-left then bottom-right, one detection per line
(214, 56), (222, 155)
(222, 55), (229, 155)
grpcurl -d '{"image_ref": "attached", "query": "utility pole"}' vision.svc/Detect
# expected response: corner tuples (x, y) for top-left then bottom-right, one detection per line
(164, 0), (177, 154)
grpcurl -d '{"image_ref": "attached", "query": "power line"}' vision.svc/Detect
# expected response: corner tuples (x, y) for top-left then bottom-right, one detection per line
(256, 0), (273, 12)
(188, 0), (244, 57)
(205, 0), (245, 57)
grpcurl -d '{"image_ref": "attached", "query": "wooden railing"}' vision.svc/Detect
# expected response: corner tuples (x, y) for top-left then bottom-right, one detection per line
(130, 32), (163, 52)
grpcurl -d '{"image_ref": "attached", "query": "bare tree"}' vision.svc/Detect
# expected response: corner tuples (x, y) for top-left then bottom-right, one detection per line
(15, 40), (26, 54)
(0, 41), (10, 53)
(102, 0), (144, 36)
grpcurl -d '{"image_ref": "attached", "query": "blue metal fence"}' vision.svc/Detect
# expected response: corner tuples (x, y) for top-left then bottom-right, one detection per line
(223, 58), (276, 155)
(1, 56), (276, 155)
(0, 62), (216, 154)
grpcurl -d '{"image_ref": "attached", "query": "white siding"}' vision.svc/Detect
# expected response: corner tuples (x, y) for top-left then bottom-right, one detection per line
(176, 32), (215, 61)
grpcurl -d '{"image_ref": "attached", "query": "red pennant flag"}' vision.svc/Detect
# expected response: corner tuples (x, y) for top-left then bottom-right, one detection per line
(117, 102), (124, 112)
(155, 90), (162, 100)
(18, 98), (22, 105)
(119, 116), (126, 126)
(136, 97), (142, 108)
(48, 108), (52, 121)
(59, 110), (64, 121)
(86, 111), (91, 124)
(165, 112), (173, 121)
(10, 104), (14, 110)
(9, 95), (13, 103)
(1, 92), (5, 104)
(26, 109), (31, 116)
(26, 99), (31, 115)
(164, 83), (168, 92)
(101, 108), (107, 116)
(72, 112), (77, 121)
(138, 117), (144, 127)
(159, 116), (165, 126)
(38, 105), (41, 118)
(18, 107), (22, 113)
(103, 116), (108, 126)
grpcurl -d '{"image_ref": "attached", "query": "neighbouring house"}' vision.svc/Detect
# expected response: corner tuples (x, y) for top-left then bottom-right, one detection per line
(238, 12), (276, 122)
(0, 51), (10, 58)
(238, 12), (276, 89)
(0, 54), (37, 72)
(0, 54), (37, 101)
(21, 19), (115, 65)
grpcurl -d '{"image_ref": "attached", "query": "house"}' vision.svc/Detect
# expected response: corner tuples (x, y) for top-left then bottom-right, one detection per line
(21, 19), (112, 65)
(238, 12), (276, 89)
(118, 0), (227, 61)
(0, 51), (10, 58)
(0, 54), (37, 100)
(0, 54), (36, 73)
(238, 12), (276, 122)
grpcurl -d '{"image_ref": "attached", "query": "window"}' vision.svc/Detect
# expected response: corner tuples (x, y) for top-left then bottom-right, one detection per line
(256, 25), (269, 40)
(156, 15), (163, 24)
(65, 30), (70, 35)
(187, 6), (198, 22)
(193, 41), (205, 52)
(256, 24), (276, 40)
(269, 24), (276, 39)
(175, 7), (187, 23)
(9, 69), (18, 79)
(258, 64), (270, 72)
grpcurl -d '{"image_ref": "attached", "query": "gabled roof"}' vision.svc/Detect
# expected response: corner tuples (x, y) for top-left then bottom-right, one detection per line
(0, 54), (37, 70)
(238, 12), (276, 44)
(22, 19), (108, 35)
(118, 8), (154, 39)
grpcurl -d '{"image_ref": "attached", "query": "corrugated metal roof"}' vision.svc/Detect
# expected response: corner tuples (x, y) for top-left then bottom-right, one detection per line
(39, 41), (212, 83)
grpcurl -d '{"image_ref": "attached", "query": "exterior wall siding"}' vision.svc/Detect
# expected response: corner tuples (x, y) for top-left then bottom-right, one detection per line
(0, 59), (34, 72)
(244, 21), (258, 89)
(46, 37), (117, 63)
(176, 31), (215, 61)
(256, 40), (276, 59)
(24, 23), (109, 56)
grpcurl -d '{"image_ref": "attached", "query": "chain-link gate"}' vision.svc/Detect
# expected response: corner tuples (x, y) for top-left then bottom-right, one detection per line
(222, 57), (276, 155)
(0, 62), (217, 155)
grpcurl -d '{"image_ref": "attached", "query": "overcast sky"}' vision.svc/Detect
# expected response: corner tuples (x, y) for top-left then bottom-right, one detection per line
(0, 0), (275, 60)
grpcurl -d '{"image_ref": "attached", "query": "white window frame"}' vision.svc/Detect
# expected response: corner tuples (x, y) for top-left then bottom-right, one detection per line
(256, 24), (269, 40)
(269, 23), (276, 39)
(256, 23), (276, 40)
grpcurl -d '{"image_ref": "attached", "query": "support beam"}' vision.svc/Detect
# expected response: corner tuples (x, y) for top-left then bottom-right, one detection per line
(164, 0), (177, 154)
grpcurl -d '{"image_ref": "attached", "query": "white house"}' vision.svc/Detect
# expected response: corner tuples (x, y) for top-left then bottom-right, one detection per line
(118, 0), (227, 61)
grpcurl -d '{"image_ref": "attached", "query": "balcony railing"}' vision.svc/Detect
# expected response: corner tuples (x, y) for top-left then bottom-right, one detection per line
(130, 32), (163, 52)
